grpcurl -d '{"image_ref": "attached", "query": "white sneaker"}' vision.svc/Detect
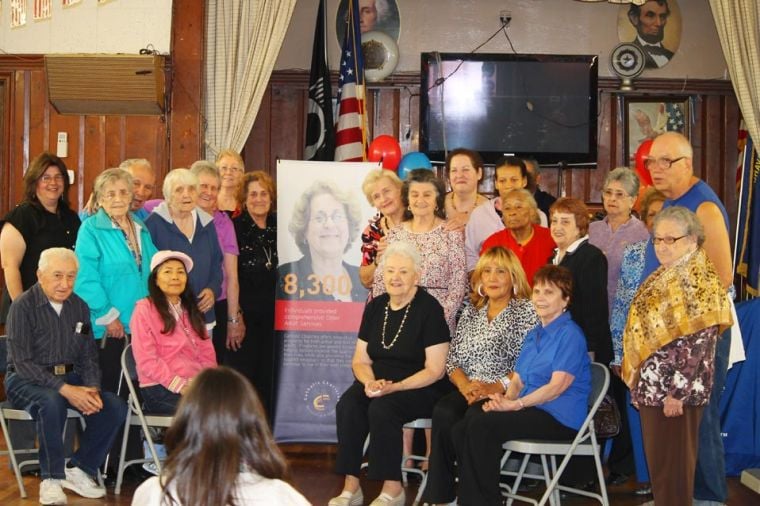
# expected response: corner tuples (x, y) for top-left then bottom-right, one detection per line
(39, 479), (67, 505)
(328, 488), (363, 506)
(369, 490), (405, 506)
(142, 461), (160, 476)
(61, 466), (105, 499)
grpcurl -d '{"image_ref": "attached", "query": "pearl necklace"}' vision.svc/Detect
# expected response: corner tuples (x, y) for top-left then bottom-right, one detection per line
(381, 300), (412, 350)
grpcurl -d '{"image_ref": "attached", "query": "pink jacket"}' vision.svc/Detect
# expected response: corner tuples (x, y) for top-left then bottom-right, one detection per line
(130, 298), (217, 393)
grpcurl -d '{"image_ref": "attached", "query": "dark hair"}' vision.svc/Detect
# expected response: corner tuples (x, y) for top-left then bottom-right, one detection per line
(444, 148), (484, 179)
(238, 170), (277, 210)
(23, 152), (71, 208)
(533, 264), (573, 303)
(629, 0), (670, 20)
(161, 367), (290, 506)
(402, 169), (447, 220)
(492, 156), (528, 185)
(147, 263), (207, 340)
(549, 197), (591, 237)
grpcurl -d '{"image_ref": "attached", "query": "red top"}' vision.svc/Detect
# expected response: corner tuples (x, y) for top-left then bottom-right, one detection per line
(480, 224), (556, 286)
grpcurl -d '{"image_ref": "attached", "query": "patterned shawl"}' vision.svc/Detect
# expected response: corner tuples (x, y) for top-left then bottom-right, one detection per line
(621, 248), (733, 389)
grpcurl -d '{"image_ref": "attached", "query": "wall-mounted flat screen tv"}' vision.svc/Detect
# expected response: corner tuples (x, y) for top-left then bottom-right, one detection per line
(420, 52), (598, 166)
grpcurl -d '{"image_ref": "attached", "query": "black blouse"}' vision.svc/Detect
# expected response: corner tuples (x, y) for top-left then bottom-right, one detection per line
(234, 211), (277, 310)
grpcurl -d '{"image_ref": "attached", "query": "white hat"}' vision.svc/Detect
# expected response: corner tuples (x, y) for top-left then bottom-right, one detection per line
(150, 250), (193, 273)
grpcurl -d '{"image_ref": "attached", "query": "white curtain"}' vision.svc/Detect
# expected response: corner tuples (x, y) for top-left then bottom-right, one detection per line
(204, 0), (297, 160)
(710, 0), (760, 146)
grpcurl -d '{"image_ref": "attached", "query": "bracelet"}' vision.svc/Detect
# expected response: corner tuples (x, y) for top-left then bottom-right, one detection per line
(499, 376), (510, 392)
(517, 398), (525, 410)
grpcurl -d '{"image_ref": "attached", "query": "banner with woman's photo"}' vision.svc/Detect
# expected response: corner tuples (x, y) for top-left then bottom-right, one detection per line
(273, 159), (378, 442)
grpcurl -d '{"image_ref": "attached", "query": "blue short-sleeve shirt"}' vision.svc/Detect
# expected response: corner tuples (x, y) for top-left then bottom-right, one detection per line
(514, 311), (591, 430)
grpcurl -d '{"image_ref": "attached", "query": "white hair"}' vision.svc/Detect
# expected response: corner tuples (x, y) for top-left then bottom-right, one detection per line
(381, 241), (422, 272)
(119, 158), (154, 174)
(38, 247), (78, 272)
(375, 0), (390, 22)
(162, 168), (199, 200)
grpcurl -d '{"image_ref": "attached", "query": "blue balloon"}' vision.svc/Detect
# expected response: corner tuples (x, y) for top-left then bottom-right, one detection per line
(397, 152), (433, 180)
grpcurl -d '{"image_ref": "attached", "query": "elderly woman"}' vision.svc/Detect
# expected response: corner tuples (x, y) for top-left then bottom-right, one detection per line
(443, 148), (488, 231)
(622, 207), (732, 506)
(279, 179), (367, 302)
(189, 161), (244, 362)
(549, 197), (612, 366)
(330, 241), (451, 506)
(215, 149), (245, 214)
(130, 251), (217, 414)
(421, 246), (539, 505)
(373, 169), (468, 336)
(230, 171), (278, 415)
(132, 367), (308, 506)
(480, 188), (555, 285)
(0, 152), (81, 323)
(73, 168), (158, 392)
(145, 169), (224, 328)
(359, 169), (405, 289)
(589, 167), (649, 312)
(452, 265), (591, 505)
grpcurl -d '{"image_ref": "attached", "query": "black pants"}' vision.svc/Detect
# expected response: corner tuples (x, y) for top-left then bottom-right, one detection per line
(422, 390), (485, 503)
(211, 299), (229, 365)
(452, 407), (577, 506)
(605, 371), (635, 476)
(335, 381), (444, 482)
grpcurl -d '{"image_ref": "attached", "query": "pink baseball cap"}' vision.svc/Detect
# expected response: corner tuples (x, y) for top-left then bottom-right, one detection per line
(150, 250), (193, 273)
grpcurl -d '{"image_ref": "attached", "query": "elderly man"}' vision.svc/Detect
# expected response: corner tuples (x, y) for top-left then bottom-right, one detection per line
(628, 0), (674, 69)
(80, 158), (156, 221)
(464, 156), (547, 271)
(641, 131), (733, 506)
(4, 247), (127, 505)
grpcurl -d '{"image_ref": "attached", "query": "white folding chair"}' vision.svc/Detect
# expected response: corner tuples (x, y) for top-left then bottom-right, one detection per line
(0, 335), (94, 498)
(113, 344), (173, 495)
(499, 362), (610, 506)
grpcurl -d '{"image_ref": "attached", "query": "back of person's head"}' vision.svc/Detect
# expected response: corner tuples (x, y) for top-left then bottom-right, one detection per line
(162, 367), (289, 506)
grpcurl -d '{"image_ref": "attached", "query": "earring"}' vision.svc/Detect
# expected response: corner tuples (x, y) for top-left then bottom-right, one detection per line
(477, 284), (485, 297)
(513, 285), (517, 296)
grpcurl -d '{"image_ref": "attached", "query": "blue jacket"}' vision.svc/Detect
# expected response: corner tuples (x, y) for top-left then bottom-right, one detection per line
(145, 203), (223, 325)
(74, 208), (158, 339)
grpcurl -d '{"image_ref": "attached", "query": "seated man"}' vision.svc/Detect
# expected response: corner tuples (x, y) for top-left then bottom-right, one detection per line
(4, 247), (127, 505)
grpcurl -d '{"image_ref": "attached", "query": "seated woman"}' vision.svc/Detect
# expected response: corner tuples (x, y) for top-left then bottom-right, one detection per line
(331, 241), (451, 506)
(130, 251), (217, 414)
(132, 367), (308, 506)
(452, 265), (591, 505)
(622, 206), (732, 506)
(422, 246), (539, 505)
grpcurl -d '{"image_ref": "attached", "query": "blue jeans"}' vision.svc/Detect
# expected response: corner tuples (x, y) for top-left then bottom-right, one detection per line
(693, 330), (730, 502)
(5, 372), (127, 480)
(140, 385), (180, 415)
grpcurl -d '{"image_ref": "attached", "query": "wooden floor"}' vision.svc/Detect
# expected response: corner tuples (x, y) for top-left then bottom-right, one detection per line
(0, 442), (757, 505)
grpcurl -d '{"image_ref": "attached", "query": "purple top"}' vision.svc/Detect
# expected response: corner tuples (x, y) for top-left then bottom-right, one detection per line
(588, 216), (649, 312)
(213, 209), (239, 301)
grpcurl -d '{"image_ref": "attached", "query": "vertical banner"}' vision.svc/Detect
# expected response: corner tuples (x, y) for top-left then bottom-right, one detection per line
(274, 160), (377, 442)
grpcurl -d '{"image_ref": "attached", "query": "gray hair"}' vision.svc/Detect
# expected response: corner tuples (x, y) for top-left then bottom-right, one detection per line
(162, 168), (199, 200)
(381, 241), (422, 272)
(653, 206), (705, 246)
(119, 158), (153, 174)
(39, 247), (78, 272)
(190, 160), (221, 186)
(604, 167), (640, 198)
(94, 168), (133, 204)
(374, 0), (390, 22)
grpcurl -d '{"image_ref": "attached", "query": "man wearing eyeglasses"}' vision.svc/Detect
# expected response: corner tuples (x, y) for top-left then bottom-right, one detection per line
(640, 131), (734, 506)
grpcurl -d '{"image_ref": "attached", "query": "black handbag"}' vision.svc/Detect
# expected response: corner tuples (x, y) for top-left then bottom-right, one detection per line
(594, 393), (622, 439)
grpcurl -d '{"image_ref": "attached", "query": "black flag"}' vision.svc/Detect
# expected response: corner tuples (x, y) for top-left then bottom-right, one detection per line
(304, 0), (334, 161)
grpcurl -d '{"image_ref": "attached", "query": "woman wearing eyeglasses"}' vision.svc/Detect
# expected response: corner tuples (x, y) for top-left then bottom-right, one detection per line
(0, 153), (81, 324)
(622, 206), (732, 506)
(278, 179), (367, 302)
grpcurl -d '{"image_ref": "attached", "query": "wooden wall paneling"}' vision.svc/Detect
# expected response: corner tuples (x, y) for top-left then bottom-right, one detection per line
(82, 116), (107, 205)
(244, 86), (273, 175)
(28, 70), (47, 158)
(124, 115), (166, 171)
(0, 75), (10, 215)
(11, 71), (27, 206)
(723, 95), (740, 238)
(103, 117), (126, 175)
(269, 87), (304, 167)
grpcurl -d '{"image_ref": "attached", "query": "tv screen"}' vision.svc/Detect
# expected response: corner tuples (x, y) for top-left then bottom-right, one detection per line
(420, 53), (598, 166)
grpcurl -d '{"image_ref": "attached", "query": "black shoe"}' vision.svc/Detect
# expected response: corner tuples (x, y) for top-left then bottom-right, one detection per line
(559, 480), (596, 499)
(605, 472), (630, 486)
(633, 484), (652, 496)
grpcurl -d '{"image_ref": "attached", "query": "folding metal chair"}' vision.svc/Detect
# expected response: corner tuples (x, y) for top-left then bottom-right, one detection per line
(0, 335), (92, 498)
(499, 362), (611, 506)
(113, 344), (173, 495)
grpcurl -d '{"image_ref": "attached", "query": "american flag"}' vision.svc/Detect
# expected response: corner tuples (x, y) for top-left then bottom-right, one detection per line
(665, 103), (685, 132)
(334, 0), (368, 162)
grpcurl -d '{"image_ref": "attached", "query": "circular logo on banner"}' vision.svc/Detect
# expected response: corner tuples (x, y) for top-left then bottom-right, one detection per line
(304, 381), (341, 417)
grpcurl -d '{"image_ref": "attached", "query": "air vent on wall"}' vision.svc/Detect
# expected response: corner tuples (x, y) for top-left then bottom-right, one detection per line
(44, 54), (166, 115)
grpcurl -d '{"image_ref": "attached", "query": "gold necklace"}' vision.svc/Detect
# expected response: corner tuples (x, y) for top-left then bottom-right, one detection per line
(381, 300), (412, 350)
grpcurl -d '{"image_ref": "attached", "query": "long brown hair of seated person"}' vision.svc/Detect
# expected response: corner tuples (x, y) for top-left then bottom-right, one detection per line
(160, 366), (290, 506)
(147, 268), (208, 340)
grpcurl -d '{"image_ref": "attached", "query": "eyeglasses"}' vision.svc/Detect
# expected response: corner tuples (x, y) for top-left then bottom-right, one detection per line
(602, 189), (629, 199)
(219, 166), (242, 173)
(101, 189), (131, 201)
(652, 235), (688, 245)
(644, 156), (686, 170)
(40, 174), (65, 184)
(310, 211), (346, 225)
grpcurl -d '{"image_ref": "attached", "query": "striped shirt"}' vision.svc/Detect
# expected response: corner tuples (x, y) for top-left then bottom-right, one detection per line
(6, 283), (100, 390)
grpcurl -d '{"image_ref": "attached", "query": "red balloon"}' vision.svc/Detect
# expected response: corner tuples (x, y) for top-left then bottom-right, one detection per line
(634, 139), (654, 186)
(368, 135), (402, 171)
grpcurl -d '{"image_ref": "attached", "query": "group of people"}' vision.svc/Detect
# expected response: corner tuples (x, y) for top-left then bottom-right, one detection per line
(330, 133), (733, 506)
(0, 130), (735, 506)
